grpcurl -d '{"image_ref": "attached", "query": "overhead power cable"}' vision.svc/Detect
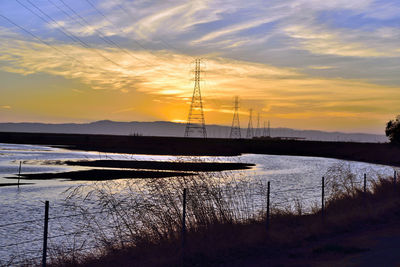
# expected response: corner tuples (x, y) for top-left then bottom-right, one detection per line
(49, 0), (153, 66)
(0, 13), (89, 68)
(83, 0), (177, 54)
(115, 2), (177, 52)
(16, 0), (124, 69)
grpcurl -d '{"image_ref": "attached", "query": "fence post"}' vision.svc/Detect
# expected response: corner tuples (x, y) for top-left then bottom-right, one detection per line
(181, 188), (187, 253)
(321, 177), (325, 220)
(18, 161), (21, 188)
(394, 170), (397, 188)
(42, 201), (49, 267)
(266, 181), (270, 231)
(364, 173), (367, 194)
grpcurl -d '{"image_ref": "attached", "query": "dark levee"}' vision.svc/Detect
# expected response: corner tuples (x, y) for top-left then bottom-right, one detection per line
(2, 132), (400, 166)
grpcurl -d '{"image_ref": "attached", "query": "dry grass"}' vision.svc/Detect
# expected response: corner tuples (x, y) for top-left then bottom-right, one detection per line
(48, 164), (400, 266)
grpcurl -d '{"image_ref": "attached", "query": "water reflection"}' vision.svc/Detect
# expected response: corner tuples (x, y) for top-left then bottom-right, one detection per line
(0, 143), (396, 263)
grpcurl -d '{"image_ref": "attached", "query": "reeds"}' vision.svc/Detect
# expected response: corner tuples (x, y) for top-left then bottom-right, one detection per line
(49, 163), (400, 266)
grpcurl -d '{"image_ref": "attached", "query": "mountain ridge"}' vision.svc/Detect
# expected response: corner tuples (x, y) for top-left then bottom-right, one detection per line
(0, 120), (387, 143)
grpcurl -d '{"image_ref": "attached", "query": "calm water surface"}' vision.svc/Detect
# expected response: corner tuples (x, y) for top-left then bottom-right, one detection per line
(0, 143), (396, 263)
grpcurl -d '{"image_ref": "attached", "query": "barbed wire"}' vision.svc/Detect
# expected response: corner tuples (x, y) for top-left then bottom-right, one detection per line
(0, 218), (42, 228)
(1, 174), (392, 264)
(0, 209), (109, 229)
(47, 230), (90, 240)
(0, 238), (42, 249)
(48, 210), (108, 220)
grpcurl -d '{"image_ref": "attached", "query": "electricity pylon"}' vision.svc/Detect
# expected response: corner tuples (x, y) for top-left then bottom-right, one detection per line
(263, 121), (267, 137)
(246, 109), (254, 139)
(263, 120), (271, 137)
(184, 59), (207, 138)
(229, 96), (241, 139)
(255, 112), (261, 137)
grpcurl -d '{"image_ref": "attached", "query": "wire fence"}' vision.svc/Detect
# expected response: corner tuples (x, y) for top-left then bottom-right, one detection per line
(0, 171), (396, 266)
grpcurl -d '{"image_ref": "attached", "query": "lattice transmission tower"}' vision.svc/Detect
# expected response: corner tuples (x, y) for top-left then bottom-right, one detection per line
(255, 112), (261, 137)
(246, 109), (254, 139)
(229, 96), (241, 139)
(263, 120), (271, 137)
(184, 58), (207, 138)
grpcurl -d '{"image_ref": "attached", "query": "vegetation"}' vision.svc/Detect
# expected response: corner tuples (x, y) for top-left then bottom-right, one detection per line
(386, 115), (400, 144)
(47, 165), (400, 266)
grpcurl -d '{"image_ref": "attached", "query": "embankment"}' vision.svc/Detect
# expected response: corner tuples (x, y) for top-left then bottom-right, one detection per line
(1, 131), (400, 166)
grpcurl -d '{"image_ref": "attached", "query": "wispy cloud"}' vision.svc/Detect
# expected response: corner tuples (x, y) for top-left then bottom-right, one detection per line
(284, 24), (400, 57)
(192, 15), (283, 45)
(112, 107), (136, 114)
(2, 32), (398, 109)
(307, 65), (336, 70)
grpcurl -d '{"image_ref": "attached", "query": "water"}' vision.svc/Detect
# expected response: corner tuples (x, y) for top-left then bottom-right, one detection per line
(0, 143), (396, 264)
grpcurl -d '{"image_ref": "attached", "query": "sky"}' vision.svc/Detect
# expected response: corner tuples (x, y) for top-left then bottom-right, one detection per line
(0, 0), (400, 134)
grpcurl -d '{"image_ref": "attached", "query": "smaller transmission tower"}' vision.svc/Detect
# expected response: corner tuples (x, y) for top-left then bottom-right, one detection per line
(246, 109), (254, 139)
(184, 59), (207, 138)
(263, 120), (271, 137)
(255, 112), (261, 137)
(230, 96), (241, 139)
(263, 121), (267, 137)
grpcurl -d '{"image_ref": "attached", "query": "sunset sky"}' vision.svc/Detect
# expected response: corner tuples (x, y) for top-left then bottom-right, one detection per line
(1, 0), (400, 134)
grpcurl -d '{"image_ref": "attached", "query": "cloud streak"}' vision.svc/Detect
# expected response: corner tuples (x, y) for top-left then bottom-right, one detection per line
(1, 32), (398, 125)
(284, 24), (400, 57)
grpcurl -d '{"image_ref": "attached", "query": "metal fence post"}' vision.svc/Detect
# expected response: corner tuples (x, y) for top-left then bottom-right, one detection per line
(18, 161), (21, 188)
(42, 201), (49, 267)
(394, 170), (397, 188)
(266, 181), (270, 231)
(321, 177), (325, 220)
(364, 173), (367, 194)
(181, 188), (187, 251)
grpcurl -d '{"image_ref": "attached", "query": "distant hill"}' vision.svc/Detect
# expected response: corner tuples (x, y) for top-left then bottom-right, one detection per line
(0, 120), (387, 143)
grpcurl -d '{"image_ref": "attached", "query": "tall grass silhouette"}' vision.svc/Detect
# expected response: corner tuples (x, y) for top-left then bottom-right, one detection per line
(47, 163), (400, 266)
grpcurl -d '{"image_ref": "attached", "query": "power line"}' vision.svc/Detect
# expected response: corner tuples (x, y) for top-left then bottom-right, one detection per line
(0, 13), (90, 68)
(53, 0), (153, 66)
(16, 0), (87, 48)
(84, 0), (180, 57)
(83, 0), (160, 53)
(115, 2), (177, 52)
(84, 0), (111, 24)
(0, 11), (129, 93)
(0, 238), (42, 249)
(47, 0), (87, 32)
(26, 0), (124, 68)
(16, 0), (124, 68)
(0, 216), (41, 228)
